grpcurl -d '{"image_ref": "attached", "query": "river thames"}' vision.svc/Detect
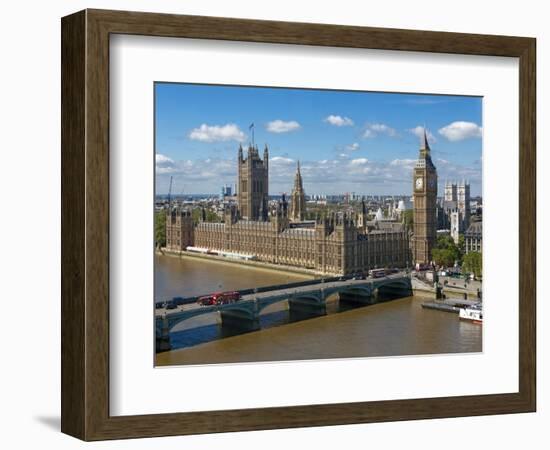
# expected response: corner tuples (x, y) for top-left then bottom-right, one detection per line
(155, 254), (482, 366)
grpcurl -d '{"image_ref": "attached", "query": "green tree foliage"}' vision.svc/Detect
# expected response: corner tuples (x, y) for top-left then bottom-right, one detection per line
(432, 248), (455, 267)
(206, 210), (220, 222)
(192, 207), (221, 224)
(402, 209), (414, 228)
(458, 234), (465, 255)
(463, 251), (483, 279)
(155, 211), (166, 248)
(432, 234), (461, 267)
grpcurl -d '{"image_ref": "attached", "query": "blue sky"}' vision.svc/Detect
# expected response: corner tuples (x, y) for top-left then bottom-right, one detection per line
(155, 83), (482, 196)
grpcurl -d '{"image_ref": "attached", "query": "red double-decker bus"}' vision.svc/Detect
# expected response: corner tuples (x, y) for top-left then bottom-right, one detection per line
(197, 291), (241, 306)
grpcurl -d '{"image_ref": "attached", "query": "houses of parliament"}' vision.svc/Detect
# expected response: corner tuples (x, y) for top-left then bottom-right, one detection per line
(165, 131), (437, 275)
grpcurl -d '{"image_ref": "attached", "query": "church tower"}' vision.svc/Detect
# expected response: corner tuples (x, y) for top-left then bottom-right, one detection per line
(457, 180), (471, 229)
(412, 129), (438, 264)
(290, 161), (306, 222)
(237, 143), (269, 220)
(165, 207), (194, 251)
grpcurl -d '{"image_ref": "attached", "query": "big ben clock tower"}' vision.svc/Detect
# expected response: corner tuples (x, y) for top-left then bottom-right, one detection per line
(412, 129), (438, 265)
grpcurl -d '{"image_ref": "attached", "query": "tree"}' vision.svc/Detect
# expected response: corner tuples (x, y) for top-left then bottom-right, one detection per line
(458, 234), (465, 255)
(432, 248), (456, 267)
(402, 209), (413, 228)
(463, 251), (482, 279)
(155, 211), (166, 248)
(192, 207), (221, 224)
(432, 234), (461, 267)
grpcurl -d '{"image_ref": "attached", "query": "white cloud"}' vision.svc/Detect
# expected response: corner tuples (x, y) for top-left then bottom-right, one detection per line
(438, 121), (482, 141)
(324, 115), (354, 127)
(390, 158), (416, 166)
(409, 126), (437, 144)
(363, 123), (397, 138)
(270, 156), (295, 165)
(155, 153), (177, 174)
(266, 120), (301, 133)
(188, 123), (246, 142)
(346, 142), (360, 152)
(156, 154), (174, 164)
(155, 151), (481, 196)
(156, 167), (177, 174)
(363, 129), (374, 138)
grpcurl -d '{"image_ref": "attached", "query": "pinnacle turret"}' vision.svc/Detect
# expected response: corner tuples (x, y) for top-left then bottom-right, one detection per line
(420, 127), (430, 151)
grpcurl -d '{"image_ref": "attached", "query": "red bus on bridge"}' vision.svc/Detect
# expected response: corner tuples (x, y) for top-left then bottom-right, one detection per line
(197, 291), (241, 306)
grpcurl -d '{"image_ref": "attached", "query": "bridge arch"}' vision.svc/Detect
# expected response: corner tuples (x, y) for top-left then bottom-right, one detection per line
(374, 278), (413, 299)
(168, 310), (220, 333)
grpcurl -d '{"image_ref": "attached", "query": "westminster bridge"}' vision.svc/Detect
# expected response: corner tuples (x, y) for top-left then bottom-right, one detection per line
(155, 272), (413, 351)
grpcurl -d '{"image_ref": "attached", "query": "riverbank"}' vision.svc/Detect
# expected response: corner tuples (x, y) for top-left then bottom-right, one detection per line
(159, 248), (321, 277)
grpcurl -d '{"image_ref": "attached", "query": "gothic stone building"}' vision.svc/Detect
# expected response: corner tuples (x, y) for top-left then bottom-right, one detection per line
(464, 220), (482, 254)
(166, 144), (411, 275)
(289, 161), (306, 222)
(237, 143), (268, 220)
(441, 180), (471, 244)
(412, 129), (438, 265)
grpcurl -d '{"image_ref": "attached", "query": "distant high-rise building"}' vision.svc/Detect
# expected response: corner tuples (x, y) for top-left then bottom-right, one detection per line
(220, 184), (232, 199)
(237, 143), (269, 220)
(290, 161), (306, 222)
(412, 129), (438, 264)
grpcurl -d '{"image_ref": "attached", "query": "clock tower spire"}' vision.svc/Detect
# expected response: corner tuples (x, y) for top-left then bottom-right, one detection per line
(412, 128), (438, 265)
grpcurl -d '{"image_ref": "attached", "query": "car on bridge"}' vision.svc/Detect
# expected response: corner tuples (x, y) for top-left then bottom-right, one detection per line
(197, 291), (241, 306)
(351, 272), (366, 280)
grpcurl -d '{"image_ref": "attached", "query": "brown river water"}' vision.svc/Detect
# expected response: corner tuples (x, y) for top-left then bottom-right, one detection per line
(154, 254), (482, 366)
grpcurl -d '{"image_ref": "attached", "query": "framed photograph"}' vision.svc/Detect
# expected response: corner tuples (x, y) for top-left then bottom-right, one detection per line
(61, 9), (536, 440)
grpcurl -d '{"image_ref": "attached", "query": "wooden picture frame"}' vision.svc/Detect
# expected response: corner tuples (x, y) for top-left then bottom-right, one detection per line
(61, 9), (536, 441)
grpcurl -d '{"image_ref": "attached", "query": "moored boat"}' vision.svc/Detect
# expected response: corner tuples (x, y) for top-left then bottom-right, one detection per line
(459, 304), (483, 323)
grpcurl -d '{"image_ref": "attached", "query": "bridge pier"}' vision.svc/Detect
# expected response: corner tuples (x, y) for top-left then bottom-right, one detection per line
(288, 296), (326, 318)
(154, 275), (414, 352)
(156, 335), (172, 353)
(156, 316), (172, 352)
(376, 285), (413, 301)
(338, 292), (375, 305)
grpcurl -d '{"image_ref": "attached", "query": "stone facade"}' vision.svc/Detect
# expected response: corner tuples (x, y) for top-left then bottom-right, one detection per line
(192, 209), (410, 275)
(289, 161), (306, 222)
(165, 208), (194, 251)
(450, 209), (461, 244)
(237, 144), (269, 221)
(412, 129), (438, 264)
(165, 144), (412, 276)
(464, 220), (482, 253)
(441, 180), (471, 239)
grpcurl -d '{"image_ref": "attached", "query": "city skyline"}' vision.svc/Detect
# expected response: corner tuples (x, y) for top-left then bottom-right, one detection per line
(155, 83), (483, 196)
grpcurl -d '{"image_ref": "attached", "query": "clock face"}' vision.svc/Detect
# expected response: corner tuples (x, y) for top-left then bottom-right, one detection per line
(415, 177), (423, 189)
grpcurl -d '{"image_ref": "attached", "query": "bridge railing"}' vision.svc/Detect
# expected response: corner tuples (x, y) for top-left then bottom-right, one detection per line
(154, 276), (344, 309)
